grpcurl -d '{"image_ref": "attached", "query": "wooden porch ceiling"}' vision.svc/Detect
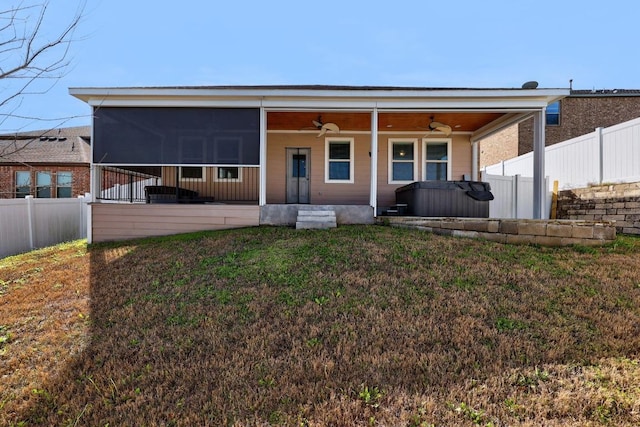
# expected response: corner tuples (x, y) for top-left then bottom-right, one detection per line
(267, 111), (505, 132)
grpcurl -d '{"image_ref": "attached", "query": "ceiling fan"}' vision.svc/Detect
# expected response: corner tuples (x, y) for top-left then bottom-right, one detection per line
(311, 116), (340, 137)
(424, 116), (452, 137)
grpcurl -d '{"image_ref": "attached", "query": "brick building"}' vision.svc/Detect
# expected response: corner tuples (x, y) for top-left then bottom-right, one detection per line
(0, 126), (91, 199)
(480, 89), (640, 168)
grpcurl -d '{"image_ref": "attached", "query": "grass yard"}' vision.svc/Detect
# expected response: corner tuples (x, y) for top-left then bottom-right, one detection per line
(1, 225), (639, 426)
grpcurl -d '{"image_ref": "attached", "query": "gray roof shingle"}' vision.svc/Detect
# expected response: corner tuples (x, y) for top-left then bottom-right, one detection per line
(0, 126), (91, 165)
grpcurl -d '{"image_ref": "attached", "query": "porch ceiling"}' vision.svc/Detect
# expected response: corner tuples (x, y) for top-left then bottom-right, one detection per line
(267, 111), (505, 133)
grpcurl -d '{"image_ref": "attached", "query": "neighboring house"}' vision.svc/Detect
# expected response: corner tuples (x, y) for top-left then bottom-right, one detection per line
(0, 126), (91, 199)
(69, 85), (567, 242)
(480, 89), (640, 168)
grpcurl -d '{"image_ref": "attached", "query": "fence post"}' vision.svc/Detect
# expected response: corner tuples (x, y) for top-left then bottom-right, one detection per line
(25, 195), (35, 250)
(595, 127), (604, 184)
(513, 175), (519, 219)
(85, 192), (92, 244)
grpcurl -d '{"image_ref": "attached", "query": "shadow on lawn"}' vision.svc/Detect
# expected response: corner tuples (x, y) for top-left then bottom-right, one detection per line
(15, 228), (640, 425)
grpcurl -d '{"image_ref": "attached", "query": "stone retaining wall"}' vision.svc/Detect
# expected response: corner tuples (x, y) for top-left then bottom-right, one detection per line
(557, 182), (640, 235)
(381, 217), (616, 246)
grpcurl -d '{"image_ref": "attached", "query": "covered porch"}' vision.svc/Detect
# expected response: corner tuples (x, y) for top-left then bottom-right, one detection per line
(70, 85), (568, 242)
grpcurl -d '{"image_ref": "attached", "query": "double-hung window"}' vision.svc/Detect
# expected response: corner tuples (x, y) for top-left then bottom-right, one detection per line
(325, 138), (354, 183)
(546, 101), (560, 126)
(423, 139), (451, 181)
(389, 139), (417, 184)
(214, 166), (242, 182)
(15, 171), (31, 198)
(56, 171), (73, 198)
(36, 171), (52, 198)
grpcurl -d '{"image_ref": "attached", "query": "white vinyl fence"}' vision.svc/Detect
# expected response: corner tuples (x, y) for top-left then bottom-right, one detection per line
(0, 195), (89, 259)
(484, 116), (640, 190)
(482, 173), (552, 219)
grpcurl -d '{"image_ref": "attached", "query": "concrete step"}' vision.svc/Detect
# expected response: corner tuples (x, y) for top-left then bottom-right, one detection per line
(296, 208), (337, 229)
(297, 210), (336, 217)
(296, 221), (337, 229)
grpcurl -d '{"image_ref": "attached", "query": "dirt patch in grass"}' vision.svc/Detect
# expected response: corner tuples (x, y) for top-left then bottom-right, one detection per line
(1, 226), (639, 426)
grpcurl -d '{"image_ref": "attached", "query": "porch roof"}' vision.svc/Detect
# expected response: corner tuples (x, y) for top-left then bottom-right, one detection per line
(69, 84), (568, 111)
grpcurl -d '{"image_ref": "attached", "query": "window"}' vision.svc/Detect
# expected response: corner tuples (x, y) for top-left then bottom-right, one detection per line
(546, 101), (560, 126)
(325, 138), (354, 183)
(214, 166), (242, 182)
(15, 171), (31, 198)
(56, 172), (73, 198)
(36, 172), (52, 198)
(179, 166), (205, 181)
(389, 139), (417, 183)
(423, 140), (451, 181)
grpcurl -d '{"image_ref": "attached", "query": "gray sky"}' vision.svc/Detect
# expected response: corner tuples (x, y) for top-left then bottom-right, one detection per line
(4, 0), (639, 132)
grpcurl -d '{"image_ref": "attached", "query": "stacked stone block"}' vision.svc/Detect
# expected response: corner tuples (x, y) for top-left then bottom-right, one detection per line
(557, 182), (640, 235)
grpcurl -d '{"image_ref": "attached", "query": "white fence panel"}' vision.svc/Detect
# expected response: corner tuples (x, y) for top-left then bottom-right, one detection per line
(602, 118), (640, 183)
(545, 133), (600, 190)
(483, 116), (640, 191)
(485, 175), (515, 218)
(0, 200), (32, 257)
(0, 196), (89, 259)
(483, 174), (551, 219)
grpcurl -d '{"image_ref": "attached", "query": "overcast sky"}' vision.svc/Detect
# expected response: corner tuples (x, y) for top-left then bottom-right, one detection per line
(3, 0), (640, 132)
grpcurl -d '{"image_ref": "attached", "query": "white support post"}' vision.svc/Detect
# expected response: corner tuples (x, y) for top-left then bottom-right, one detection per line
(259, 107), (267, 206)
(369, 108), (378, 215)
(532, 109), (546, 219)
(596, 127), (604, 184)
(471, 141), (479, 181)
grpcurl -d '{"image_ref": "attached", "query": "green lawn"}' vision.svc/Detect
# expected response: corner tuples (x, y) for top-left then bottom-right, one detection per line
(1, 225), (639, 426)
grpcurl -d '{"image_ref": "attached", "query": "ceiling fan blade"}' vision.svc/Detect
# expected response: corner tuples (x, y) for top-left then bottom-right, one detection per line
(316, 128), (328, 137)
(435, 125), (452, 136)
(323, 123), (340, 133)
(312, 120), (323, 129)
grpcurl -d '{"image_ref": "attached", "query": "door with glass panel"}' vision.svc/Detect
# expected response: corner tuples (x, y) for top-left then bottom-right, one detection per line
(286, 148), (310, 203)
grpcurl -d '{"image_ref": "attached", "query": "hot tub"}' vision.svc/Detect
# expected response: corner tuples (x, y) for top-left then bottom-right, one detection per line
(395, 181), (494, 218)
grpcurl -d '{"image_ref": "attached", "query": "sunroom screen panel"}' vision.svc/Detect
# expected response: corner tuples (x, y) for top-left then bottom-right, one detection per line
(93, 107), (260, 165)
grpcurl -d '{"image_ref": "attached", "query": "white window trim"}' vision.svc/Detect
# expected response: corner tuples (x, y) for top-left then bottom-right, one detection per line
(422, 138), (452, 181)
(325, 137), (354, 184)
(388, 138), (418, 184)
(214, 166), (243, 183)
(179, 166), (207, 182)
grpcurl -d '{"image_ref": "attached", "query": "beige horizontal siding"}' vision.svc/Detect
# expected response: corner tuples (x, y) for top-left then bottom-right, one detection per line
(91, 203), (260, 242)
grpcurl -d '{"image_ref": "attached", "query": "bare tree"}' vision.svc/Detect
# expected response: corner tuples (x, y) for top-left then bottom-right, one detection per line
(0, 1), (86, 137)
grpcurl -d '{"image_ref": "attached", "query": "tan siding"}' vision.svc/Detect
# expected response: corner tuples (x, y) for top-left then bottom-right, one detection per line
(450, 135), (472, 181)
(91, 203), (260, 242)
(160, 166), (259, 201)
(266, 133), (370, 205)
(376, 134), (473, 208)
